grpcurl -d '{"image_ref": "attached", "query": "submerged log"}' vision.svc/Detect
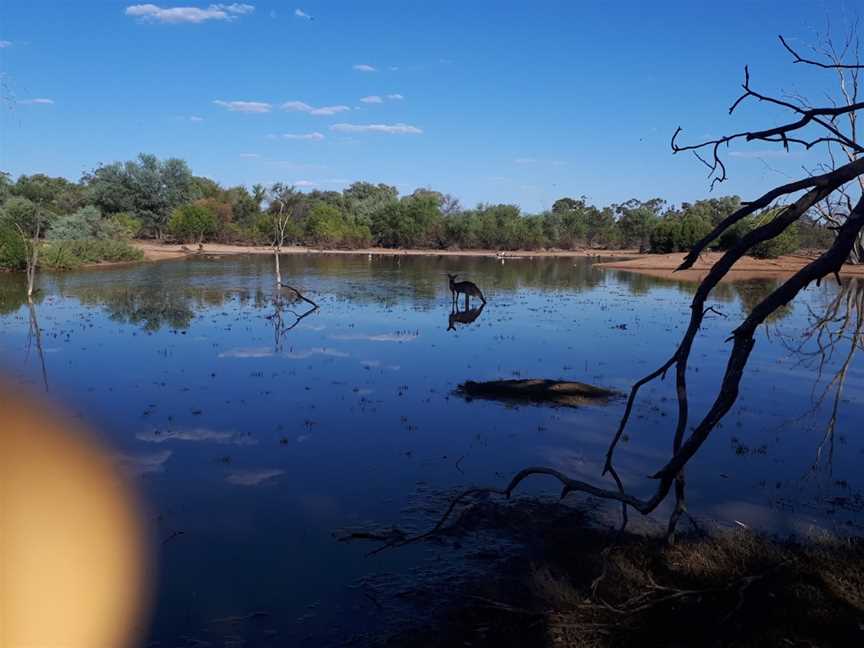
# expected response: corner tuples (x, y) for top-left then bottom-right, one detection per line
(457, 379), (618, 408)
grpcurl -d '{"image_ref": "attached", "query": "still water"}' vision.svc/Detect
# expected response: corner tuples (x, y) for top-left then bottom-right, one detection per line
(1, 254), (862, 644)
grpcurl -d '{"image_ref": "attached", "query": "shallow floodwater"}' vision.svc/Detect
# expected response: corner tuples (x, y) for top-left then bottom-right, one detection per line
(1, 254), (862, 645)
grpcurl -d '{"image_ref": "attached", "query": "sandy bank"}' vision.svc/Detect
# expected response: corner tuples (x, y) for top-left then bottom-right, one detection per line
(597, 251), (864, 280)
(130, 242), (864, 280)
(131, 241), (640, 261)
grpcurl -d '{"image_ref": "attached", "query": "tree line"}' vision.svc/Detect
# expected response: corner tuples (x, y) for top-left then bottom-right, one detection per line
(1, 153), (835, 274)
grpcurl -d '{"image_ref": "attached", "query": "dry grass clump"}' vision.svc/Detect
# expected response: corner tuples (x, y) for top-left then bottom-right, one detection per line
(382, 500), (864, 647)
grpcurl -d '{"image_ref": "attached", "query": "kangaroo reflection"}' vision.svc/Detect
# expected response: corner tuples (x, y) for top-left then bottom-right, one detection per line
(447, 302), (485, 331)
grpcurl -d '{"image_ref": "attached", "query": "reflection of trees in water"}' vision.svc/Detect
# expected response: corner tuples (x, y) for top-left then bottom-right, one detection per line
(49, 266), (321, 334)
(611, 270), (792, 322)
(26, 300), (49, 392)
(781, 278), (864, 473)
(0, 276), (50, 390)
(69, 286), (227, 331)
(278, 254), (607, 309)
(0, 277), (41, 315)
(268, 293), (319, 351)
(734, 279), (791, 323)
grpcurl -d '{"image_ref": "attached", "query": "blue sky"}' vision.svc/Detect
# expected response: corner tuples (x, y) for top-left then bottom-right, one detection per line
(0, 0), (857, 211)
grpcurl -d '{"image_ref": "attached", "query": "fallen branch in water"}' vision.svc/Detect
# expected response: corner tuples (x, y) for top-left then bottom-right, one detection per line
(279, 283), (319, 308)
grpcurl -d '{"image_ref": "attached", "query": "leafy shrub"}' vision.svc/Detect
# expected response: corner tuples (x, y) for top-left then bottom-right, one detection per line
(751, 223), (799, 258)
(0, 221), (28, 270)
(107, 212), (142, 239)
(649, 219), (682, 253)
(47, 205), (139, 241)
(1, 196), (41, 237)
(714, 210), (800, 258)
(649, 214), (711, 253)
(40, 239), (144, 269)
(168, 204), (217, 243)
(47, 206), (102, 240)
(303, 202), (372, 248)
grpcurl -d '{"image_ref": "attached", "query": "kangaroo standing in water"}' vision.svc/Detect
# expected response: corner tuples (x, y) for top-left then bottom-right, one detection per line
(447, 274), (486, 308)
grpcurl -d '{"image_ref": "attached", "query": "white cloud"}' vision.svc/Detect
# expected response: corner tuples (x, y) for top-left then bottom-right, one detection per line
(125, 3), (255, 24)
(188, 115), (204, 122)
(137, 428), (257, 445)
(227, 469), (284, 486)
(281, 100), (349, 116)
(330, 122), (422, 135)
(294, 8), (311, 19)
(115, 450), (172, 476)
(18, 98), (54, 105)
(353, 64), (377, 72)
(386, 93), (404, 100)
(281, 100), (313, 112)
(213, 99), (271, 113)
(239, 153), (260, 158)
(293, 180), (316, 187)
(217, 3), (254, 13)
(331, 332), (418, 342)
(219, 346), (272, 357)
(309, 105), (349, 115)
(0, 40), (12, 48)
(514, 157), (537, 164)
(284, 346), (349, 358)
(276, 132), (325, 141)
(219, 344), (346, 357)
(360, 95), (383, 104)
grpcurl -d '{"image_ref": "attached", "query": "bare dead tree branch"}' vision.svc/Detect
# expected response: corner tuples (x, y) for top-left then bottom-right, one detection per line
(278, 283), (319, 309)
(780, 34), (864, 70)
(349, 31), (864, 554)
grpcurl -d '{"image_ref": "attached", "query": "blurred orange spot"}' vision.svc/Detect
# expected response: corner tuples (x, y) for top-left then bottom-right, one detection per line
(0, 382), (150, 648)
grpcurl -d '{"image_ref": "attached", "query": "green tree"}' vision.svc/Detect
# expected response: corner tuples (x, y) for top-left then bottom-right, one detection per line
(680, 196), (742, 226)
(45, 205), (106, 240)
(586, 206), (619, 248)
(649, 210), (711, 253)
(226, 186), (260, 226)
(649, 218), (681, 253)
(168, 204), (217, 244)
(84, 154), (198, 238)
(552, 197), (582, 214)
(0, 197), (50, 296)
(12, 174), (85, 215)
(0, 171), (12, 204)
(616, 199), (663, 250)
(370, 193), (444, 248)
(305, 202), (346, 246)
(0, 219), (27, 270)
(750, 210), (800, 258)
(343, 181), (398, 227)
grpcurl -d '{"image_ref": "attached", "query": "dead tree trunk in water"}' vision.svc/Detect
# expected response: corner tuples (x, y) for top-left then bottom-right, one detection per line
(268, 183), (296, 290)
(274, 245), (282, 288)
(15, 219), (41, 298)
